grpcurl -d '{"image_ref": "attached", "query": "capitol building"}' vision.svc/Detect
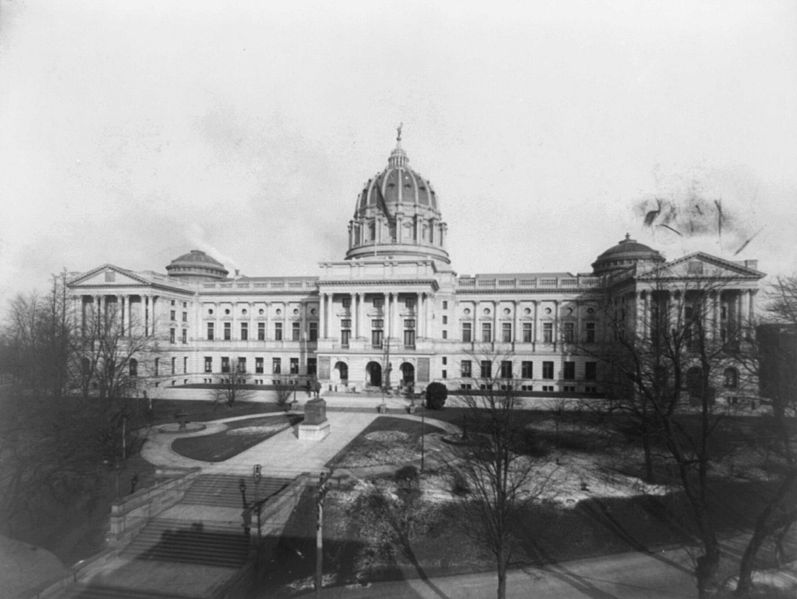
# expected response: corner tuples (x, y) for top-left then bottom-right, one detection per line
(67, 134), (765, 399)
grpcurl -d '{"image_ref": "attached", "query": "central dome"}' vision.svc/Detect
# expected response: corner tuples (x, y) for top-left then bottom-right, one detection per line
(345, 132), (450, 264)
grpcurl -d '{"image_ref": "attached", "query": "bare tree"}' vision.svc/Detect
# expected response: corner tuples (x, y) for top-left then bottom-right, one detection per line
(732, 276), (797, 596)
(212, 358), (255, 407)
(598, 272), (758, 598)
(452, 351), (551, 599)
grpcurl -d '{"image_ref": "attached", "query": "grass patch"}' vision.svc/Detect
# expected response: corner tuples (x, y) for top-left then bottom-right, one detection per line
(329, 416), (443, 470)
(172, 414), (303, 462)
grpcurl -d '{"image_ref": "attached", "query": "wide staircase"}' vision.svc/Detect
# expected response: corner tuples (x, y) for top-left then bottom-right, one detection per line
(61, 474), (295, 599)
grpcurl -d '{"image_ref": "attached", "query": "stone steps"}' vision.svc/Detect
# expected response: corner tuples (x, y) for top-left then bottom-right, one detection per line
(181, 474), (292, 508)
(122, 518), (249, 568)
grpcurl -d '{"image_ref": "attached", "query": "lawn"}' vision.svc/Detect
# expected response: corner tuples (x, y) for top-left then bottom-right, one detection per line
(171, 414), (303, 462)
(254, 412), (797, 596)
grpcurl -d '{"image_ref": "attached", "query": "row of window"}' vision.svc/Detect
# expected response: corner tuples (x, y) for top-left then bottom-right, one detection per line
(207, 321), (319, 342)
(202, 356), (317, 376)
(458, 359), (598, 380)
(460, 321), (596, 343)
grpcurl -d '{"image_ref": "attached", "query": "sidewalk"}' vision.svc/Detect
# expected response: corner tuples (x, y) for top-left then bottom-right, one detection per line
(318, 548), (699, 599)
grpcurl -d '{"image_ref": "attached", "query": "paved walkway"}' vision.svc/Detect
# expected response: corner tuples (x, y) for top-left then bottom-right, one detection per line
(141, 400), (457, 476)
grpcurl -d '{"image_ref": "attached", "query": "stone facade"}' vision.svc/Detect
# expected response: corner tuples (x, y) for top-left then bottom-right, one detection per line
(67, 136), (765, 400)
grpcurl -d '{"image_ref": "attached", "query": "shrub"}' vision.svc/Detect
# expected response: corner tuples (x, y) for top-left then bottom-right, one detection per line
(425, 382), (448, 410)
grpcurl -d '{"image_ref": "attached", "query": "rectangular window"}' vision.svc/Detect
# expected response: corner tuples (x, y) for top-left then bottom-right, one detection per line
(405, 297), (416, 309)
(373, 297), (384, 309)
(442, 357), (447, 365)
(543, 361), (554, 379)
(341, 318), (352, 329)
(522, 322), (532, 343)
(442, 315), (448, 325)
(182, 329), (187, 344)
(237, 357), (246, 373)
(521, 361), (533, 378)
(182, 311), (187, 322)
(585, 321), (596, 343)
(480, 360), (492, 379)
(342, 297), (351, 309)
(272, 358), (281, 374)
(563, 322), (575, 343)
(462, 322), (472, 342)
(543, 322), (553, 343)
(207, 322), (214, 341)
(240, 322), (248, 341)
(154, 357), (159, 376)
(442, 369), (447, 379)
(371, 319), (384, 348)
(442, 300), (448, 310)
(292, 321), (301, 341)
(183, 357), (188, 374)
(170, 328), (176, 344)
(255, 357), (264, 374)
(500, 360), (513, 379)
(481, 322), (492, 343)
(585, 361), (597, 381)
(258, 322), (265, 341)
(442, 330), (448, 339)
(341, 329), (350, 348)
(170, 357), (176, 375)
(563, 361), (575, 380)
(170, 310), (176, 321)
(290, 358), (299, 375)
(221, 357), (230, 373)
(502, 322), (512, 343)
(307, 358), (317, 376)
(309, 322), (318, 342)
(461, 360), (472, 377)
(274, 322), (283, 341)
(204, 356), (212, 373)
(404, 329), (415, 348)
(223, 322), (231, 341)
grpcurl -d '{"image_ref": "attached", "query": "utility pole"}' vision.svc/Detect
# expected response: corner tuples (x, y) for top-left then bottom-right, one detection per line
(315, 471), (330, 598)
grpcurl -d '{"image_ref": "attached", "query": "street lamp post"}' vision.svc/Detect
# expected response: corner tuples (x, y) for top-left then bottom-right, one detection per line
(315, 471), (330, 598)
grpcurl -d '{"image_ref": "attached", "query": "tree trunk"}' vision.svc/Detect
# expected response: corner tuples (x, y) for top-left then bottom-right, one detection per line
(496, 558), (507, 599)
(696, 544), (720, 599)
(642, 431), (655, 483)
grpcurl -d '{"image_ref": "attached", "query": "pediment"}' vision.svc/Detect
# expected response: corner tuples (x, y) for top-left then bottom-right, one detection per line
(68, 265), (152, 288)
(638, 252), (765, 281)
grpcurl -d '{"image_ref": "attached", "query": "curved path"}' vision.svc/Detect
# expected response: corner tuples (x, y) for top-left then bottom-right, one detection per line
(141, 409), (458, 476)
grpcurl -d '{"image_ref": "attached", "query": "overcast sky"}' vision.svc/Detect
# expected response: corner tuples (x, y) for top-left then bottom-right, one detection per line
(1, 0), (796, 311)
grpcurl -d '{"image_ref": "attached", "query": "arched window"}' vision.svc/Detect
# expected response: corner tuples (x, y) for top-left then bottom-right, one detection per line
(129, 358), (138, 378)
(723, 367), (738, 389)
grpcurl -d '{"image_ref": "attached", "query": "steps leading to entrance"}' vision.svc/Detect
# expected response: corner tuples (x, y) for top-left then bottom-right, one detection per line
(122, 518), (250, 568)
(180, 474), (292, 508)
(62, 583), (196, 599)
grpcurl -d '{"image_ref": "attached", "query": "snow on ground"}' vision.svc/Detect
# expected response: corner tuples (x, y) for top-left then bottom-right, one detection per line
(227, 423), (291, 435)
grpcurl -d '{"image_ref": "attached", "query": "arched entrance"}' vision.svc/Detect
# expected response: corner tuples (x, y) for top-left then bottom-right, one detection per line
(366, 362), (382, 388)
(333, 361), (349, 383)
(400, 362), (415, 385)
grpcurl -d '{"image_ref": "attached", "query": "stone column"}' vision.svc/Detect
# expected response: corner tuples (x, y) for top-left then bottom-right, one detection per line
(417, 292), (423, 339)
(319, 293), (326, 341)
(711, 291), (720, 341)
(384, 292), (390, 344)
(553, 300), (559, 350)
(354, 293), (360, 339)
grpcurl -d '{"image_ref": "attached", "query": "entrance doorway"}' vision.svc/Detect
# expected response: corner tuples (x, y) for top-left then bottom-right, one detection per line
(334, 361), (349, 383)
(366, 361), (382, 387)
(400, 362), (415, 385)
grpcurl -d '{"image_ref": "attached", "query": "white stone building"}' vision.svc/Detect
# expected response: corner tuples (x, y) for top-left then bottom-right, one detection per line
(67, 135), (765, 399)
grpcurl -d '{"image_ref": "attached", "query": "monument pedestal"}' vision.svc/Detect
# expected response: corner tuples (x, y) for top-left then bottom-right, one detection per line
(297, 421), (330, 441)
(298, 397), (330, 441)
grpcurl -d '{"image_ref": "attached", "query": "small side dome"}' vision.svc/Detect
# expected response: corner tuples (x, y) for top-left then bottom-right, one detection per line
(592, 234), (664, 276)
(166, 250), (228, 282)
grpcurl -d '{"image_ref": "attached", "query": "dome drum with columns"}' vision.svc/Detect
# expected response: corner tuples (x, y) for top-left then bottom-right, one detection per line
(345, 133), (450, 264)
(65, 128), (765, 402)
